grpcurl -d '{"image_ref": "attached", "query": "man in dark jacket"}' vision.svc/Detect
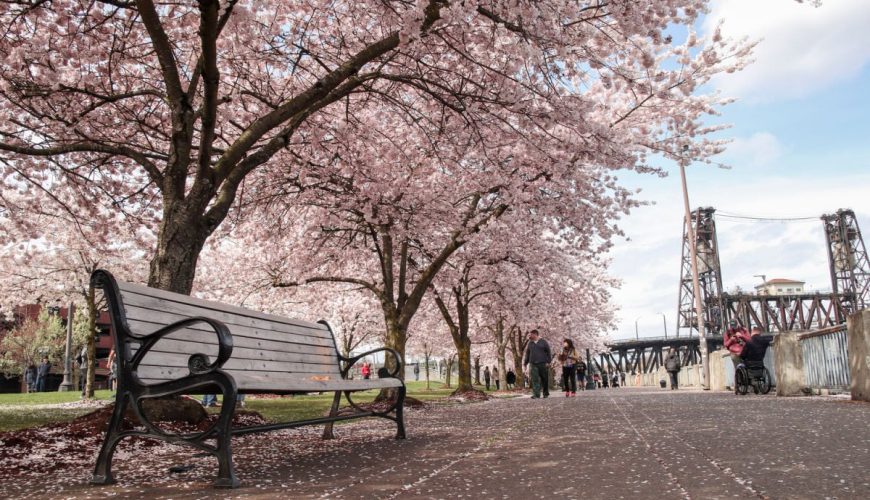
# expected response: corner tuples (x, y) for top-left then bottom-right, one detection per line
(523, 329), (552, 398)
(741, 327), (772, 363)
(664, 348), (681, 390)
(36, 357), (51, 392)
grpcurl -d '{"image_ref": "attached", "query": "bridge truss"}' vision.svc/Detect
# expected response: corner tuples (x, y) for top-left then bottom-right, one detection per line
(601, 207), (868, 374)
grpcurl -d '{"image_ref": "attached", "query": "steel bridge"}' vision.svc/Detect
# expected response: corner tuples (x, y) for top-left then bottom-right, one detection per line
(598, 208), (869, 374)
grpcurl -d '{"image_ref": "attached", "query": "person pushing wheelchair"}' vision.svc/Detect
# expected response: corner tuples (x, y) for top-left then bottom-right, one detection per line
(734, 327), (774, 395)
(741, 327), (771, 364)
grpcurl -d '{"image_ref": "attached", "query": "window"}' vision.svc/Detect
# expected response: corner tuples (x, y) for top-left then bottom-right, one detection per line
(787, 288), (794, 292)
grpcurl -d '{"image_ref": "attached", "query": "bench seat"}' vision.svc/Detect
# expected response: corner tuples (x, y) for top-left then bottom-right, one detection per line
(89, 270), (406, 489)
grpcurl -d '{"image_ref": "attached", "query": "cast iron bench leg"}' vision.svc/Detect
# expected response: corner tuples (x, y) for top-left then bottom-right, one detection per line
(91, 392), (130, 485)
(395, 385), (407, 440)
(213, 378), (240, 488)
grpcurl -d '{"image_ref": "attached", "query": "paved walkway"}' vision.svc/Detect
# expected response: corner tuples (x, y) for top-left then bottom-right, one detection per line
(15, 388), (870, 499)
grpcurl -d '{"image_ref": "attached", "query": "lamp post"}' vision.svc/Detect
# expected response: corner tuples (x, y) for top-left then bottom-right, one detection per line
(678, 145), (710, 389)
(660, 313), (668, 338)
(634, 316), (641, 340)
(58, 302), (74, 392)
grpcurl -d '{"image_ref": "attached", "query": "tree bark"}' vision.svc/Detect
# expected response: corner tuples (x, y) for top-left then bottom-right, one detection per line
(454, 336), (474, 392)
(148, 203), (212, 293)
(84, 285), (98, 399)
(509, 326), (527, 389)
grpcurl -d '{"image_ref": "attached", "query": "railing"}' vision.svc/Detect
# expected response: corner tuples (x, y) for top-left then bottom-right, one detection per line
(799, 325), (850, 392)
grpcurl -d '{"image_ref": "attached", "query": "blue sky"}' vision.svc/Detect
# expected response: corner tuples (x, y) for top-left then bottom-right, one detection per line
(608, 0), (870, 340)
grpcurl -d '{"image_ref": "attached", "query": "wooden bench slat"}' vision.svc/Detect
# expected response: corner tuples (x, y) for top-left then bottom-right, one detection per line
(121, 298), (335, 347)
(118, 282), (327, 332)
(130, 338), (339, 365)
(137, 373), (402, 392)
(137, 352), (342, 375)
(125, 318), (338, 357)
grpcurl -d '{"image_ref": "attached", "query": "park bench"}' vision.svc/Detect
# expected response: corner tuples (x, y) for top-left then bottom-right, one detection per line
(89, 270), (406, 488)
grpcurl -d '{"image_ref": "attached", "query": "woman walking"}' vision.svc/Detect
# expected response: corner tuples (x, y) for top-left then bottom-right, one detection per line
(558, 339), (579, 396)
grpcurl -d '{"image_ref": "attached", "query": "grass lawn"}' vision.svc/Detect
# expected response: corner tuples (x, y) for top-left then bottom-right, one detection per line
(0, 381), (479, 433)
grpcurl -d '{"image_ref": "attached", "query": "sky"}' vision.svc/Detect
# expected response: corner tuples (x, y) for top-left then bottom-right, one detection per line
(608, 0), (870, 340)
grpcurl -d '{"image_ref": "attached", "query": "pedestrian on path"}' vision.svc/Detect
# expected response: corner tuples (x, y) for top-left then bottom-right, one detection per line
(593, 371), (601, 388)
(665, 347), (681, 390)
(414, 363), (420, 381)
(576, 359), (587, 390)
(601, 370), (609, 388)
(558, 338), (579, 396)
(493, 366), (500, 390)
(506, 369), (516, 389)
(724, 320), (750, 370)
(611, 371), (620, 388)
(36, 356), (51, 392)
(484, 366), (491, 391)
(24, 364), (37, 393)
(523, 329), (552, 398)
(361, 361), (372, 380)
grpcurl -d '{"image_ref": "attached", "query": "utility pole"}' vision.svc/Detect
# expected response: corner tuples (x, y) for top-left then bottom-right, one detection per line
(661, 313), (668, 338)
(58, 302), (74, 392)
(679, 146), (709, 389)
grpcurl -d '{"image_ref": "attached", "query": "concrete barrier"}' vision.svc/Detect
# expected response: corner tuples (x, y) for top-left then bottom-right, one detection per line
(773, 332), (806, 396)
(848, 310), (870, 402)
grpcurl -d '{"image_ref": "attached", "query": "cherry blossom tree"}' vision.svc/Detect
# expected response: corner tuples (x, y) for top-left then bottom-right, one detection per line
(0, 1), (751, 296)
(0, 189), (148, 397)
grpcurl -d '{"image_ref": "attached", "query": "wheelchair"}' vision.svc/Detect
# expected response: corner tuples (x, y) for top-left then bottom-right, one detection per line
(734, 359), (772, 395)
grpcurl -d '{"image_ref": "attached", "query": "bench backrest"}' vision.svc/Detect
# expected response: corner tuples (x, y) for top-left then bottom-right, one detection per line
(93, 270), (342, 391)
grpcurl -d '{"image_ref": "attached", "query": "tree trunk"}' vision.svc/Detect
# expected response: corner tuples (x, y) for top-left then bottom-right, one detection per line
(474, 355), (481, 385)
(148, 203), (212, 294)
(85, 285), (98, 399)
(375, 316), (407, 401)
(424, 351), (431, 391)
(445, 355), (455, 388)
(455, 337), (473, 392)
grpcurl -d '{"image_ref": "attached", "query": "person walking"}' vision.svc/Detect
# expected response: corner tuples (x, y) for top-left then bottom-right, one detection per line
(523, 329), (552, 399)
(483, 365), (491, 391)
(664, 347), (681, 390)
(361, 361), (372, 380)
(24, 364), (37, 393)
(611, 370), (620, 388)
(558, 338), (579, 396)
(107, 347), (118, 391)
(76, 346), (88, 396)
(413, 363), (420, 381)
(506, 369), (516, 390)
(576, 359), (587, 390)
(493, 366), (500, 390)
(36, 357), (51, 392)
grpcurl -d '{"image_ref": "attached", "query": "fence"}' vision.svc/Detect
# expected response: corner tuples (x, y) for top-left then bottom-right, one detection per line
(799, 325), (851, 392)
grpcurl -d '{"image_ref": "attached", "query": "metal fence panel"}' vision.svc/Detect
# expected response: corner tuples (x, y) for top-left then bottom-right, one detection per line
(800, 328), (850, 391)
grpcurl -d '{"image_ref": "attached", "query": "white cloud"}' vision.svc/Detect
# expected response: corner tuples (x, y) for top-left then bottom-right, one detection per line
(724, 132), (784, 167)
(705, 0), (870, 101)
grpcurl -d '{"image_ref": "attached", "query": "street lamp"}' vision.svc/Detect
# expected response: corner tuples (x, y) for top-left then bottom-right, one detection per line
(58, 302), (74, 392)
(678, 144), (709, 389)
(634, 316), (641, 340)
(660, 312), (668, 338)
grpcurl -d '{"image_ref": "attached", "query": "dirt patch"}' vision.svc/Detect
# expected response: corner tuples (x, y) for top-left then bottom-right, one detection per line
(444, 389), (490, 403)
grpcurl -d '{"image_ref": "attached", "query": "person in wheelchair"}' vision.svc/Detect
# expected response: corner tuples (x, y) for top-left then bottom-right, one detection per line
(736, 327), (773, 394)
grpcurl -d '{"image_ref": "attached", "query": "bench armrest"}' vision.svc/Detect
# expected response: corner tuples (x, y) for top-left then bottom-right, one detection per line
(341, 347), (404, 378)
(131, 317), (234, 375)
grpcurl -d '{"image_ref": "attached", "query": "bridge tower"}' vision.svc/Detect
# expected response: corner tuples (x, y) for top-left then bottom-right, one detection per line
(676, 207), (725, 336)
(822, 209), (870, 313)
